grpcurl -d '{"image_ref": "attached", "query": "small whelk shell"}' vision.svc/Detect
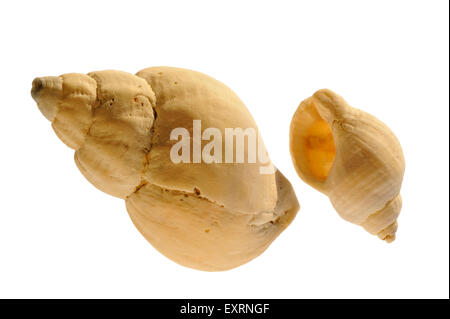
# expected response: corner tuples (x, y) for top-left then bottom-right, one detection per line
(290, 89), (405, 242)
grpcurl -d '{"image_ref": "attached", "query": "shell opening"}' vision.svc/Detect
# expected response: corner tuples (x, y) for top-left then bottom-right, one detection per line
(290, 98), (336, 191)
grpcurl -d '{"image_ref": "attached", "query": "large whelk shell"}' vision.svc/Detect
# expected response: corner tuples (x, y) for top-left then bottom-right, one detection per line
(31, 67), (300, 271)
(290, 89), (405, 242)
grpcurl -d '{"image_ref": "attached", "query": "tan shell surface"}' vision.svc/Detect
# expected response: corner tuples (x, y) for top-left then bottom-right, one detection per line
(126, 170), (298, 271)
(74, 70), (156, 198)
(136, 67), (277, 214)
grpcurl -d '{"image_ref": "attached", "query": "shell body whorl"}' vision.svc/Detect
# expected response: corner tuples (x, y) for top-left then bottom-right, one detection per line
(290, 89), (405, 242)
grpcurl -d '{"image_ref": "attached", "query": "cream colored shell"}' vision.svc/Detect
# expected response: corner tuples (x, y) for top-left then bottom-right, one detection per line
(31, 67), (299, 271)
(290, 89), (404, 242)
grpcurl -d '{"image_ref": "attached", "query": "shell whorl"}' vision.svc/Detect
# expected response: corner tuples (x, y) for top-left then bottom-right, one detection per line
(360, 194), (402, 243)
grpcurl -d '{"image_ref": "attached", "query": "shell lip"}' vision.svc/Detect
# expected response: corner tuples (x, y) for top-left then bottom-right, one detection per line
(289, 94), (337, 194)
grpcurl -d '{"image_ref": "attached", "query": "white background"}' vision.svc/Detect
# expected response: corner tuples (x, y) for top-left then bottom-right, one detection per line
(0, 0), (448, 299)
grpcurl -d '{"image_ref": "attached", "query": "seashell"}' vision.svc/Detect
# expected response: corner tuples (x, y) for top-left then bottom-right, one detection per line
(290, 89), (405, 242)
(31, 67), (299, 271)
